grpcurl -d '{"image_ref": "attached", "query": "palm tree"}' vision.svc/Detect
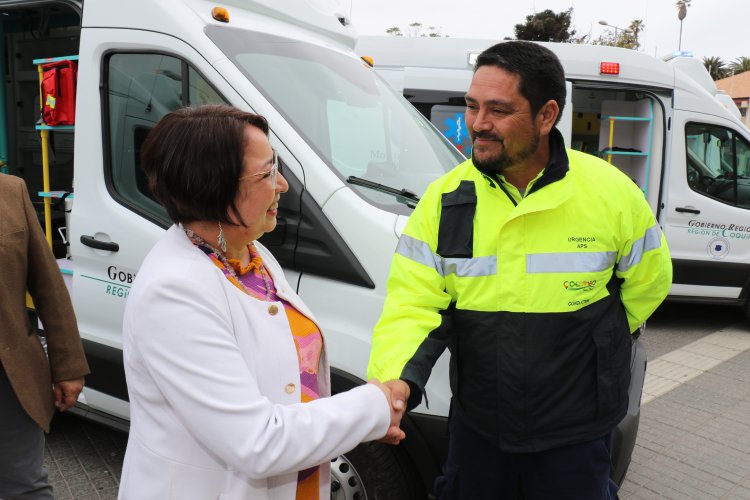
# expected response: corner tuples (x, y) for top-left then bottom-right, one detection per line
(729, 56), (750, 75)
(703, 56), (728, 81)
(676, 0), (692, 50)
(627, 19), (645, 50)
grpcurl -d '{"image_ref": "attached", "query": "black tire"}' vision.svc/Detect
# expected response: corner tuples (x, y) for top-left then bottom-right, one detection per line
(331, 442), (422, 500)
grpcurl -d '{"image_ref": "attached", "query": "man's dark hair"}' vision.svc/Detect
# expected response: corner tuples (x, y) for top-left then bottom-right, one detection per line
(475, 40), (566, 125)
(140, 104), (269, 227)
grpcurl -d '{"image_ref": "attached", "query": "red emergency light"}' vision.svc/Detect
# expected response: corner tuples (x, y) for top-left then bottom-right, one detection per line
(600, 62), (620, 75)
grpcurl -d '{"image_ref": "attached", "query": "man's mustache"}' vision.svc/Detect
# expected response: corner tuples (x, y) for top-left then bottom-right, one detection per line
(472, 131), (504, 144)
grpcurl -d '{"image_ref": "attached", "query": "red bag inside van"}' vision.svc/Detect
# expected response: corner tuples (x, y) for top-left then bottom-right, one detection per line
(41, 59), (77, 126)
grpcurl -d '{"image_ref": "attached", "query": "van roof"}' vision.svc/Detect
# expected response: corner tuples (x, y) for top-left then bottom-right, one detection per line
(355, 36), (676, 90)
(84, 0), (357, 49)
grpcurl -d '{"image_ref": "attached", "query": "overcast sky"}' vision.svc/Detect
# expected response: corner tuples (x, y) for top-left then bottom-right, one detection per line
(347, 0), (745, 63)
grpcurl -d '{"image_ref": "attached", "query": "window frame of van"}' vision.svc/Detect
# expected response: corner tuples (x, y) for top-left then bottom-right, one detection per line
(101, 50), (229, 228)
(100, 50), (375, 288)
(684, 122), (750, 210)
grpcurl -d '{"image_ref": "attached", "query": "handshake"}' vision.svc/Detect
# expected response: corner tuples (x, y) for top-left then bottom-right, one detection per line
(369, 379), (411, 445)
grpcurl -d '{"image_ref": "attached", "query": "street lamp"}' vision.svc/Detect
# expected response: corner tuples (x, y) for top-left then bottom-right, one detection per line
(598, 20), (633, 39)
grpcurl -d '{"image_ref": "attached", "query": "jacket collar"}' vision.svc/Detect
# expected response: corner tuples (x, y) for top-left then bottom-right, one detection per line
(526, 127), (569, 195)
(472, 127), (569, 196)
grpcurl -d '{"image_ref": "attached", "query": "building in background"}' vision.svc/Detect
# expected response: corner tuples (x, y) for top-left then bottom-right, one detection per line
(716, 72), (750, 129)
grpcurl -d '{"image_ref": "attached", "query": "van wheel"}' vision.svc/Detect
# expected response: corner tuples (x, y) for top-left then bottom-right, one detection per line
(331, 442), (419, 500)
(745, 299), (750, 322)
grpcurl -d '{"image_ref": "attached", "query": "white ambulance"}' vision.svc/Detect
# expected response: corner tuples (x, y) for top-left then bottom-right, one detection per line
(356, 36), (750, 321)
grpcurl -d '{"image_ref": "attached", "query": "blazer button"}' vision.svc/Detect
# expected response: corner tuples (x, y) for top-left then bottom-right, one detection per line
(268, 304), (279, 315)
(285, 383), (296, 394)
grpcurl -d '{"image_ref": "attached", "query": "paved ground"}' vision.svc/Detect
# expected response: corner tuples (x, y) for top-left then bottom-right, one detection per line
(620, 303), (750, 499)
(43, 413), (126, 500)
(622, 351), (750, 499)
(40, 302), (750, 499)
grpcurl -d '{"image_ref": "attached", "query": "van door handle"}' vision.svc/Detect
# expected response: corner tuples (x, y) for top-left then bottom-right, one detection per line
(80, 235), (120, 252)
(675, 207), (700, 214)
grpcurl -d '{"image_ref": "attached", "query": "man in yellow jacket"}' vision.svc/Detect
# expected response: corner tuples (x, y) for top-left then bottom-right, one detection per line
(368, 41), (672, 499)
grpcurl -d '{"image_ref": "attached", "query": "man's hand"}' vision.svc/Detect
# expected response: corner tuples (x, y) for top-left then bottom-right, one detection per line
(384, 379), (410, 415)
(369, 378), (410, 445)
(53, 377), (85, 412)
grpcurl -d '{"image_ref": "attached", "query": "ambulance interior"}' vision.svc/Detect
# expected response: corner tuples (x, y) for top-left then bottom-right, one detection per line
(570, 87), (666, 211)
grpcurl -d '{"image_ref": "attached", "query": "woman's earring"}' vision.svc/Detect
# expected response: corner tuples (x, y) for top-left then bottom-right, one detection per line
(217, 222), (227, 253)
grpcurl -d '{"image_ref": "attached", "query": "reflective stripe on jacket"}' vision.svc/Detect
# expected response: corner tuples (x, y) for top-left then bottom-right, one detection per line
(368, 131), (672, 452)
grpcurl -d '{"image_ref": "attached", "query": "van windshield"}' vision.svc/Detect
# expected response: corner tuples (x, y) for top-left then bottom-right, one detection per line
(205, 26), (462, 214)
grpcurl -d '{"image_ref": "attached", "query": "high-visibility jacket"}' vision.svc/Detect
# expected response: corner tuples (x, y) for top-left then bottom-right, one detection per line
(368, 129), (672, 452)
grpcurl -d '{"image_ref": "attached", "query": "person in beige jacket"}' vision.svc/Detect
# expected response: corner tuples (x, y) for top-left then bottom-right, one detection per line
(0, 173), (90, 499)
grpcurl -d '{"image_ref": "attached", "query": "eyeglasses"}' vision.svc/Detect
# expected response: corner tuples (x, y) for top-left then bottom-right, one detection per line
(239, 150), (282, 188)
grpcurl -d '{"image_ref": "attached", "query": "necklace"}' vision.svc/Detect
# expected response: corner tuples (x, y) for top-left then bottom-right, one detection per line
(182, 226), (273, 301)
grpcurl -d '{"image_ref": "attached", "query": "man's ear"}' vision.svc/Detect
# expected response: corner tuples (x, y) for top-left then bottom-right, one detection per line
(536, 100), (559, 135)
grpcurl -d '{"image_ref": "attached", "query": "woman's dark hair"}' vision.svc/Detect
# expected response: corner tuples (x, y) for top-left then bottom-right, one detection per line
(139, 104), (269, 226)
(475, 41), (566, 125)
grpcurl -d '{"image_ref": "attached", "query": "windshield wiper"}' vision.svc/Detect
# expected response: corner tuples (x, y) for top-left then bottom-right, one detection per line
(347, 176), (420, 208)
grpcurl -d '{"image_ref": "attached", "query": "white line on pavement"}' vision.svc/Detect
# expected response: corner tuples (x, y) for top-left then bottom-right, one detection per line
(642, 326), (750, 405)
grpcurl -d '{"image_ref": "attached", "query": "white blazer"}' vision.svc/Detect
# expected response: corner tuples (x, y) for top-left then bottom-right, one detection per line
(118, 226), (390, 500)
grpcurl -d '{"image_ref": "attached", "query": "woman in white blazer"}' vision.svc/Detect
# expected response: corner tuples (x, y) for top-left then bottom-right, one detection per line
(118, 105), (404, 500)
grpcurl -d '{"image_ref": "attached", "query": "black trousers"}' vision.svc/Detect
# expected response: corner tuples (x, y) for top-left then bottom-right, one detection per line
(0, 364), (54, 500)
(434, 417), (619, 500)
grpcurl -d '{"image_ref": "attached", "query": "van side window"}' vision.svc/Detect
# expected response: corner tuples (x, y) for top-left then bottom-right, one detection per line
(105, 53), (228, 224)
(685, 123), (750, 210)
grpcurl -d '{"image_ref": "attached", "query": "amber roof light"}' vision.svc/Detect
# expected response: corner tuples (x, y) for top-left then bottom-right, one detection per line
(211, 7), (230, 23)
